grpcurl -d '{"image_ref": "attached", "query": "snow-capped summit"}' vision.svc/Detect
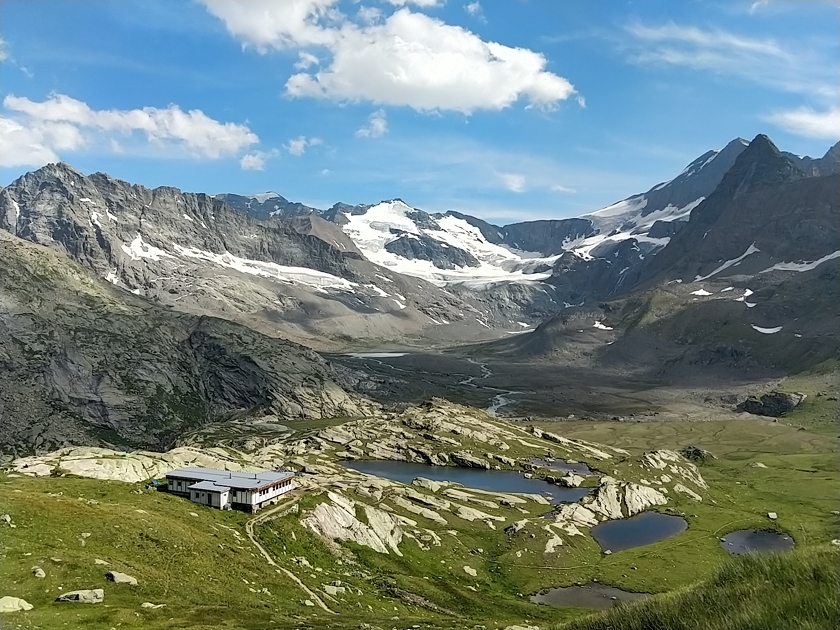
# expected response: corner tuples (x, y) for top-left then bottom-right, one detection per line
(329, 199), (554, 286)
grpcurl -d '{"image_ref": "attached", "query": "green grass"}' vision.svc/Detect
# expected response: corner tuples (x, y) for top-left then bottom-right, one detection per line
(1, 386), (837, 629)
(555, 545), (840, 630)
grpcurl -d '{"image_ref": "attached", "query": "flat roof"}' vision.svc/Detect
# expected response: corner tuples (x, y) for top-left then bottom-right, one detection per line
(188, 480), (230, 492)
(166, 466), (294, 490)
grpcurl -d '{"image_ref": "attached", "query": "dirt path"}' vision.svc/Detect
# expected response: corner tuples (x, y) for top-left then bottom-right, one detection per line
(244, 496), (336, 614)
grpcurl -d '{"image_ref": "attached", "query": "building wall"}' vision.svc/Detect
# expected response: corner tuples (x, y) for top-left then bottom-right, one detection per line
(254, 478), (295, 507)
(189, 489), (229, 509)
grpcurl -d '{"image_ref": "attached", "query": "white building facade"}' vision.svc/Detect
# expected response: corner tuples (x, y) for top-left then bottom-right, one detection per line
(165, 467), (295, 512)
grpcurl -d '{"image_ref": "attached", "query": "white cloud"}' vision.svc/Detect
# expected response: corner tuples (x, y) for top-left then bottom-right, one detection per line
(0, 117), (61, 167)
(384, 0), (443, 6)
(550, 184), (576, 193)
(199, 0), (341, 51)
(464, 2), (484, 21)
(294, 51), (320, 70)
(198, 1), (577, 113)
(355, 109), (388, 138)
(286, 135), (322, 155)
(623, 20), (837, 101)
(240, 148), (279, 170)
(498, 172), (526, 193)
(0, 37), (7, 62)
(0, 93), (259, 168)
(766, 106), (840, 140)
(357, 6), (382, 25)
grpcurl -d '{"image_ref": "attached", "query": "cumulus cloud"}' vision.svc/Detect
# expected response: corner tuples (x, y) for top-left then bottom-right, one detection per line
(286, 135), (322, 155)
(0, 93), (259, 168)
(355, 110), (388, 138)
(240, 148), (279, 170)
(766, 106), (840, 140)
(498, 172), (526, 193)
(198, 1), (577, 113)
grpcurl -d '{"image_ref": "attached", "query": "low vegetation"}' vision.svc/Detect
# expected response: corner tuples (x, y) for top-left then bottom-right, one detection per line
(557, 545), (840, 630)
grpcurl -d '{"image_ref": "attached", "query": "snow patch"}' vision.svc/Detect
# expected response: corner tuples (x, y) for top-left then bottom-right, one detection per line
(760, 250), (840, 273)
(89, 213), (103, 229)
(250, 192), (279, 203)
(751, 325), (782, 334)
(121, 235), (173, 262)
(183, 214), (194, 222)
(690, 288), (712, 296)
(172, 244), (355, 290)
(593, 321), (613, 331)
(694, 243), (759, 281)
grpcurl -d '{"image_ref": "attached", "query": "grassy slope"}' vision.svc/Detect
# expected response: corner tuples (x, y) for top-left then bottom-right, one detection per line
(0, 378), (836, 629)
(555, 545), (840, 630)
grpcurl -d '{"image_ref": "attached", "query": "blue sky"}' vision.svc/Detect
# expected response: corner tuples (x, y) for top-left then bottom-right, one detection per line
(1, 0), (837, 223)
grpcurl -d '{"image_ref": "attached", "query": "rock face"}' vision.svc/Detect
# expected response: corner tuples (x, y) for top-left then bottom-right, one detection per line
(302, 492), (403, 555)
(56, 589), (104, 604)
(106, 571), (138, 586)
(0, 163), (475, 352)
(737, 391), (806, 417)
(0, 596), (33, 612)
(583, 478), (668, 520)
(0, 231), (375, 457)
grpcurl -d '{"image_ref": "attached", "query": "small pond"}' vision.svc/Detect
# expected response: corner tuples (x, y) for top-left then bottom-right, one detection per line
(341, 460), (591, 503)
(529, 458), (592, 475)
(591, 511), (687, 552)
(530, 584), (647, 610)
(720, 529), (795, 556)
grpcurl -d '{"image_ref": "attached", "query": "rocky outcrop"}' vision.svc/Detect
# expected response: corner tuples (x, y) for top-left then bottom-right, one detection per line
(302, 492), (403, 555)
(582, 477), (668, 520)
(450, 452), (490, 469)
(737, 391), (805, 417)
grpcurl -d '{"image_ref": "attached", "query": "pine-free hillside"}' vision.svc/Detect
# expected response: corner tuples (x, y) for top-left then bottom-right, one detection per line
(0, 231), (374, 460)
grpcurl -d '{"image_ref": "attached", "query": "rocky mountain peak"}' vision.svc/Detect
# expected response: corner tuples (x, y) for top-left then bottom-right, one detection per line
(715, 134), (804, 201)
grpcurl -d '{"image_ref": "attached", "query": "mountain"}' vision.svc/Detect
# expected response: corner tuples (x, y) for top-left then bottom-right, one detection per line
(493, 134), (840, 375)
(640, 134), (835, 284)
(783, 141), (840, 177)
(301, 137), (756, 308)
(0, 230), (374, 459)
(214, 191), (319, 220)
(0, 164), (485, 348)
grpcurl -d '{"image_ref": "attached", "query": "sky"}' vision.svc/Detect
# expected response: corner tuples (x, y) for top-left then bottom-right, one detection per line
(0, 0), (837, 224)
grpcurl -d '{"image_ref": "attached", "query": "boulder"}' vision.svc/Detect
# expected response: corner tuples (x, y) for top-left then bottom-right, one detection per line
(558, 473), (584, 488)
(106, 571), (138, 586)
(56, 589), (104, 604)
(31, 566), (46, 578)
(141, 602), (166, 609)
(323, 584), (346, 596)
(0, 596), (33, 612)
(737, 392), (806, 417)
(450, 452), (490, 469)
(463, 565), (477, 577)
